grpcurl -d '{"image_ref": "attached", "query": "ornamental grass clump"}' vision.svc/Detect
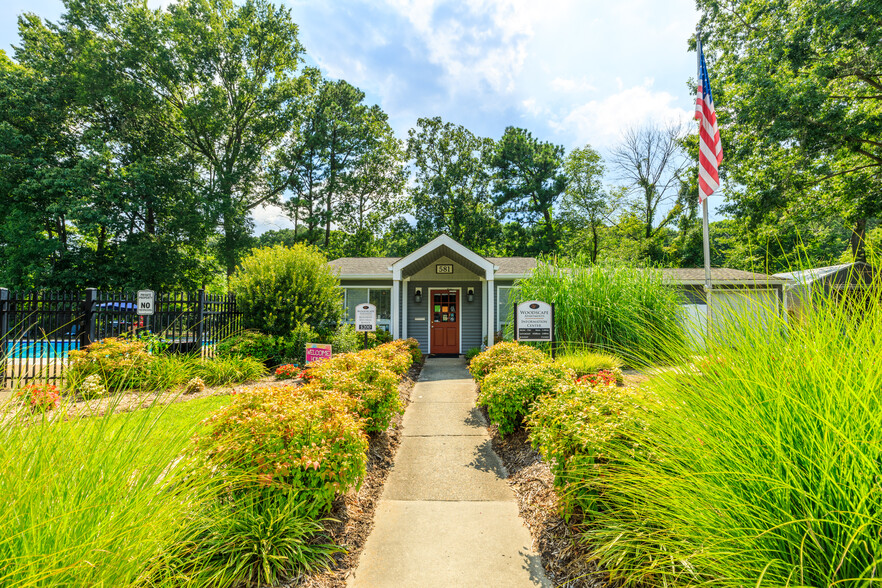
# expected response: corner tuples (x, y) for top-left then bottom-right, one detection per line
(198, 385), (368, 518)
(555, 350), (624, 378)
(469, 341), (549, 383)
(513, 259), (685, 363)
(477, 362), (573, 436)
(573, 277), (882, 586)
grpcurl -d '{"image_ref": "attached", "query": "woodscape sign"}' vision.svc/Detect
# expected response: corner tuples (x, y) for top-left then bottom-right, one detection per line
(355, 303), (377, 332)
(515, 300), (554, 342)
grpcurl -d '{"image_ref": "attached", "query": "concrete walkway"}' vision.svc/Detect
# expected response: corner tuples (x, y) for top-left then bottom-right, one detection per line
(349, 358), (549, 588)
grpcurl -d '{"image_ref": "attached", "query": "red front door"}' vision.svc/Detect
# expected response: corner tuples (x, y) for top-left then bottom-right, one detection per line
(430, 289), (459, 354)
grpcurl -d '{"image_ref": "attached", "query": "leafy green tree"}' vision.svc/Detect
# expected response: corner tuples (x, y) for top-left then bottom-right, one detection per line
(230, 244), (342, 336)
(278, 80), (406, 247)
(62, 0), (318, 277)
(406, 117), (502, 251)
(561, 145), (615, 263)
(490, 127), (566, 254)
(697, 0), (882, 261)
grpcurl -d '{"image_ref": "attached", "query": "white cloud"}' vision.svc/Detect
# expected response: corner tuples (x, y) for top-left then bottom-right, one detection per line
(250, 204), (296, 236)
(552, 81), (693, 148)
(382, 0), (571, 95)
(550, 76), (596, 94)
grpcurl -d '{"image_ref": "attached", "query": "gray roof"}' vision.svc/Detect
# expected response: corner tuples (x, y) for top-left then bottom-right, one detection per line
(329, 255), (538, 278)
(488, 257), (538, 276)
(774, 263), (868, 285)
(329, 257), (399, 277)
(660, 267), (789, 285)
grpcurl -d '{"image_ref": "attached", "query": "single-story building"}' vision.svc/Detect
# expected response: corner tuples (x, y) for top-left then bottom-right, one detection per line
(774, 262), (878, 319)
(329, 235), (789, 354)
(328, 234), (536, 355)
(661, 268), (789, 346)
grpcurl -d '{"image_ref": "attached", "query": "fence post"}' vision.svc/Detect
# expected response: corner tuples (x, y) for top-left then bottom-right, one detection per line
(80, 288), (97, 348)
(0, 289), (8, 387)
(195, 288), (205, 354)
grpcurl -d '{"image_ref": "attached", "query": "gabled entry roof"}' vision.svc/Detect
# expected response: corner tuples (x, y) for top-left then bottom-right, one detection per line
(391, 235), (496, 280)
(328, 235), (538, 280)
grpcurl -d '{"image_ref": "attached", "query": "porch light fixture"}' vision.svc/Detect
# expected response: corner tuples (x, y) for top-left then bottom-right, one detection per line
(414, 288), (422, 304)
(467, 287), (474, 303)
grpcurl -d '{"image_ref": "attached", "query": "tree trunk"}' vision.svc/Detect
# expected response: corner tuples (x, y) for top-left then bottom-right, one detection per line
(591, 222), (599, 264)
(850, 217), (867, 263)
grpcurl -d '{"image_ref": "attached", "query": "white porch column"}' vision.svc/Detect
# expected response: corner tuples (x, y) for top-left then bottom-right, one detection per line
(480, 277), (487, 346)
(391, 278), (401, 339)
(402, 278), (409, 339)
(486, 276), (495, 345)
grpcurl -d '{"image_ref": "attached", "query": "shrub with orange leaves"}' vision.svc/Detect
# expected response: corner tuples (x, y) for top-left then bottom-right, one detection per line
(308, 350), (403, 433)
(197, 385), (368, 517)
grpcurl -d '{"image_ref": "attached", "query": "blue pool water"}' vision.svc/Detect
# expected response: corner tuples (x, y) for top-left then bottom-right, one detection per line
(6, 340), (81, 359)
(5, 340), (215, 359)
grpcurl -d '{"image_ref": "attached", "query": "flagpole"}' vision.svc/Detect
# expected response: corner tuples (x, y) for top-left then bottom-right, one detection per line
(698, 32), (713, 344)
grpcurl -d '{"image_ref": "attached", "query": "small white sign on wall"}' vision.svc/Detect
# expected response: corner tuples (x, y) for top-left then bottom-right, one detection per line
(355, 303), (377, 332)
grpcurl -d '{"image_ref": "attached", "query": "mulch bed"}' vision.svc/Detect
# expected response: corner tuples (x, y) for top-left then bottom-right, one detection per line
(291, 360), (423, 588)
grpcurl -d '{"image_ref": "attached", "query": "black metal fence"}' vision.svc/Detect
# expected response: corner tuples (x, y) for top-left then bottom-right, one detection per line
(1, 289), (242, 388)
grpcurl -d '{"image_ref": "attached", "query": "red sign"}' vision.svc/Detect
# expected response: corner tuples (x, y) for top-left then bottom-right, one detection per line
(305, 343), (332, 364)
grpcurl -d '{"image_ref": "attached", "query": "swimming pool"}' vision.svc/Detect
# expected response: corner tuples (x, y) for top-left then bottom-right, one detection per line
(5, 340), (81, 360)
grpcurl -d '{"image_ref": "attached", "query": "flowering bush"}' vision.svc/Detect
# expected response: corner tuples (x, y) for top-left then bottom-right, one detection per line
(16, 383), (61, 412)
(183, 377), (205, 395)
(67, 338), (151, 392)
(274, 364), (300, 380)
(477, 362), (573, 436)
(526, 378), (649, 515)
(308, 350), (404, 433)
(79, 374), (108, 399)
(469, 342), (548, 383)
(197, 385), (368, 517)
(577, 367), (624, 387)
(366, 341), (416, 376)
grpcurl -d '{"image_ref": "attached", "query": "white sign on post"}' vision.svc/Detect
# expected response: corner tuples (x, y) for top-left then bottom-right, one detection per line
(137, 290), (155, 316)
(355, 303), (377, 332)
(515, 300), (553, 342)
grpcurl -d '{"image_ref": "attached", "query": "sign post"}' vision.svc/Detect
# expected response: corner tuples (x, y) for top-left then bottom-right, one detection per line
(514, 300), (556, 357)
(355, 303), (377, 350)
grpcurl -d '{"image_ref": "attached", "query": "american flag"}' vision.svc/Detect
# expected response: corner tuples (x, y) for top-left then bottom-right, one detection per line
(695, 36), (723, 202)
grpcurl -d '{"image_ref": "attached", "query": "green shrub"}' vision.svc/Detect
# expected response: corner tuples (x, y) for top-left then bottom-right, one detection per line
(230, 244), (342, 336)
(330, 323), (361, 354)
(215, 330), (278, 364)
(469, 341), (548, 383)
(198, 385), (368, 517)
(277, 322), (321, 365)
(403, 337), (423, 364)
(526, 378), (648, 515)
(156, 490), (340, 587)
(476, 362), (572, 436)
(555, 350), (623, 377)
(66, 337), (151, 393)
(575, 282), (882, 586)
(465, 347), (482, 363)
(513, 260), (685, 363)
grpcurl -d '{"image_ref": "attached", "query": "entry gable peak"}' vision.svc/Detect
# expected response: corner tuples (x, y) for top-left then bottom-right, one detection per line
(390, 235), (497, 280)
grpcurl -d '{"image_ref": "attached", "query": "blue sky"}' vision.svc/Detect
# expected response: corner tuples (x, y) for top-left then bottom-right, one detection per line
(2, 0), (719, 233)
